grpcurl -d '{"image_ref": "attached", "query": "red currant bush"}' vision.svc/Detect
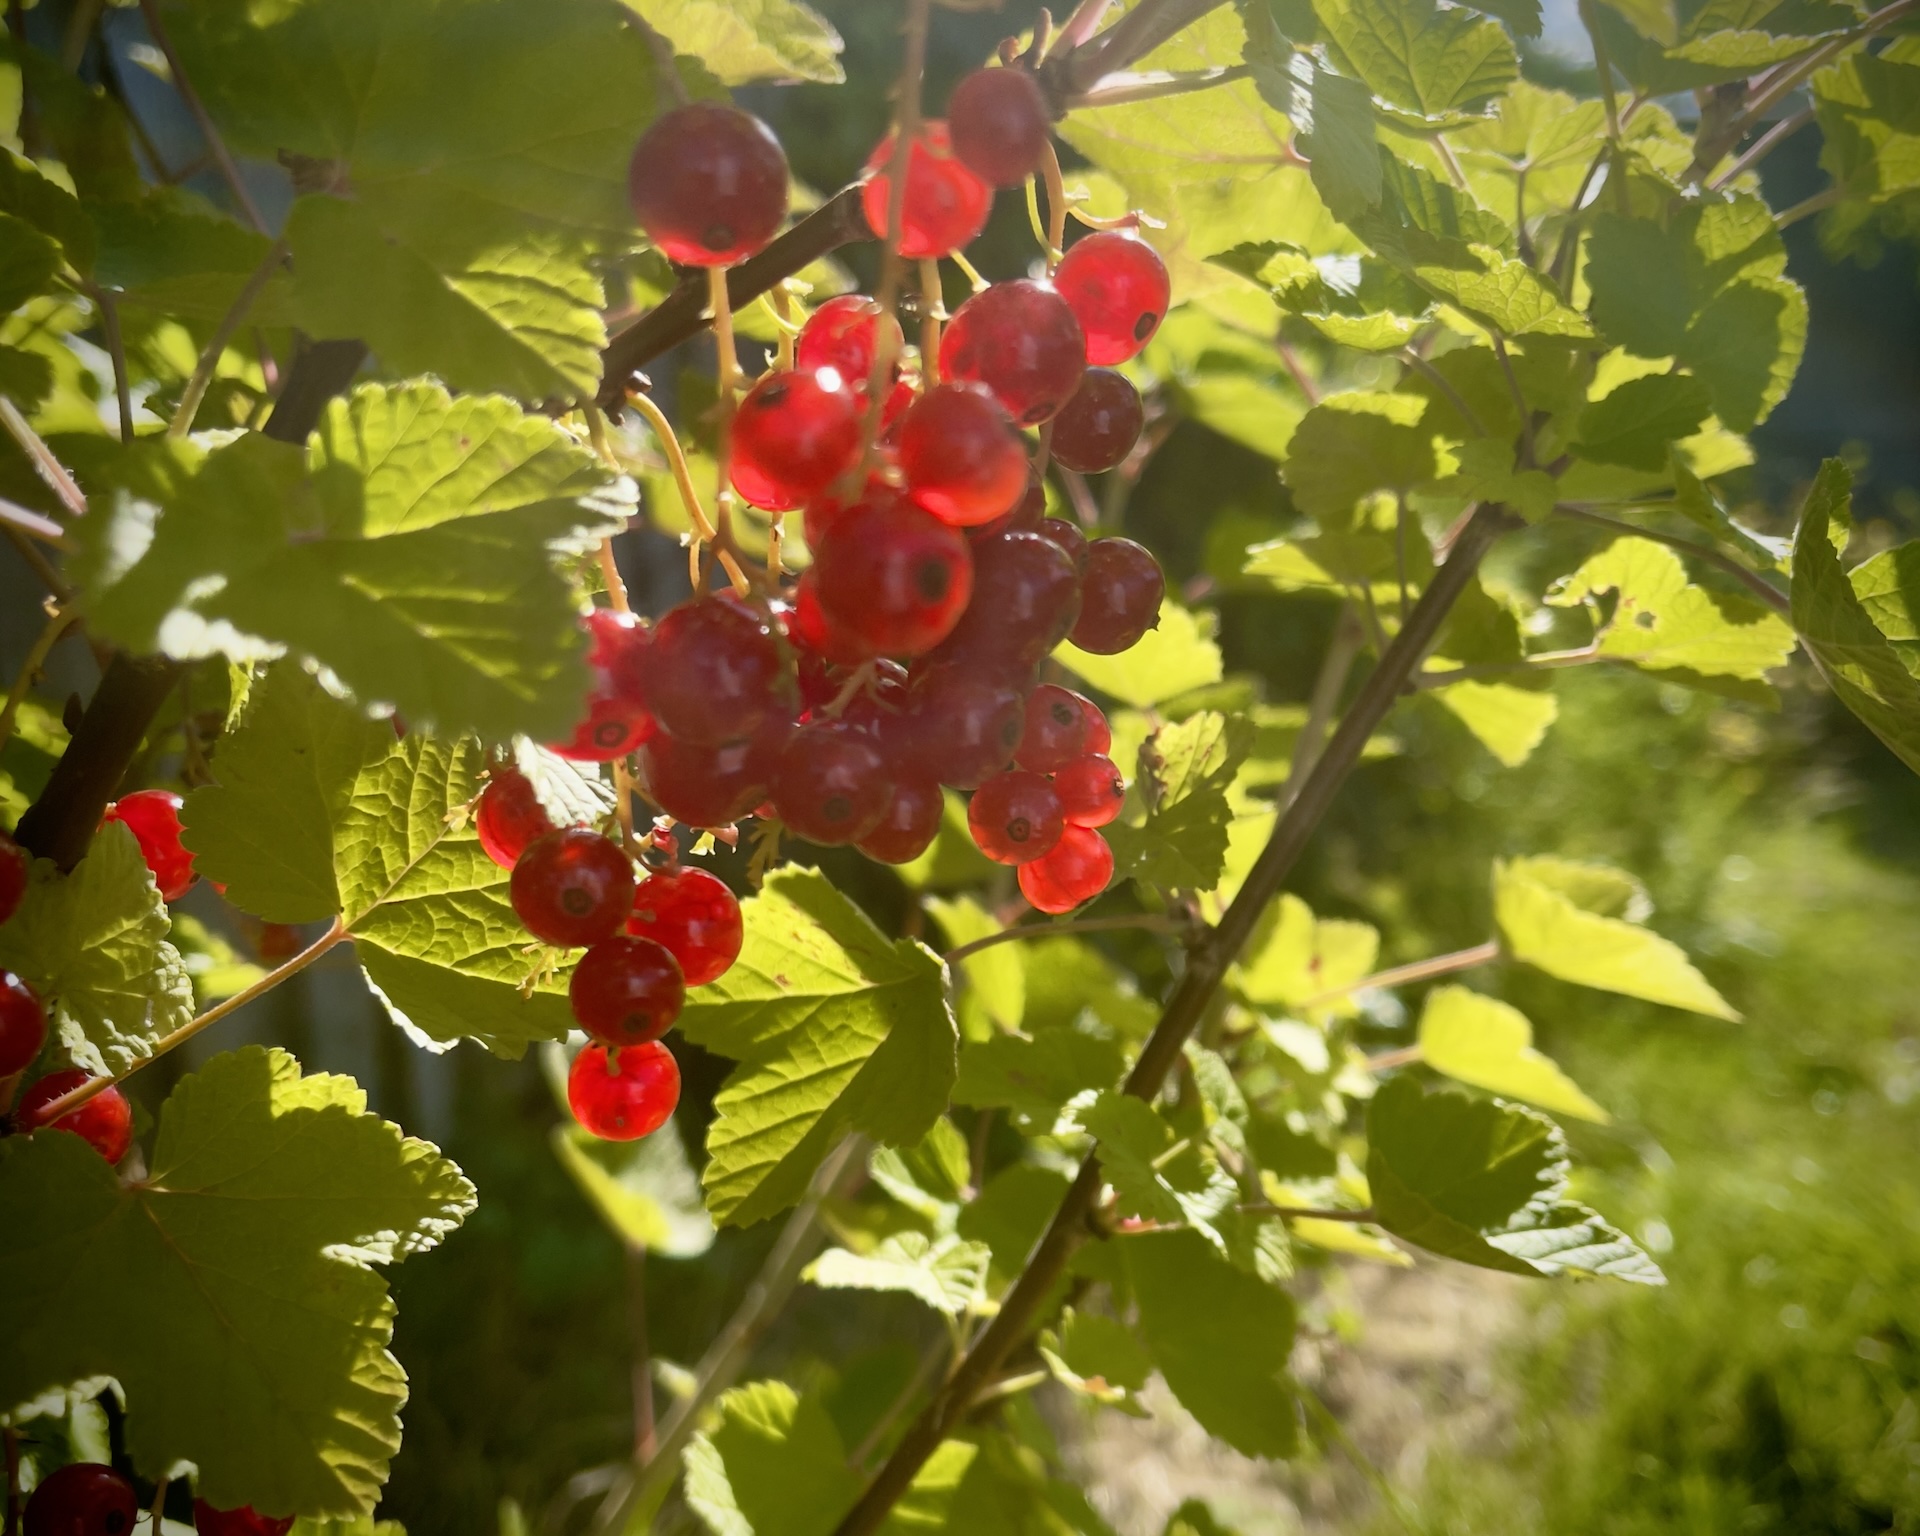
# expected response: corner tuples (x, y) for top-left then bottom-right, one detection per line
(729, 367), (863, 511)
(552, 608), (655, 763)
(772, 722), (892, 846)
(0, 827), (25, 925)
(1053, 753), (1126, 827)
(568, 1040), (680, 1141)
(1069, 537), (1165, 654)
(510, 829), (635, 948)
(898, 383), (1029, 528)
(0, 969), (48, 1076)
(1049, 367), (1144, 474)
(813, 503), (974, 658)
(855, 776), (944, 865)
(104, 789), (195, 901)
(861, 121), (991, 258)
(796, 295), (903, 394)
(1053, 231), (1170, 365)
(629, 102), (788, 267)
(940, 279), (1086, 425)
(627, 865), (743, 986)
(1017, 824), (1114, 913)
(645, 598), (793, 746)
(639, 725), (784, 829)
(192, 1501), (294, 1536)
(18, 1071), (133, 1164)
(947, 67), (1052, 188)
(476, 766), (558, 871)
(1016, 685), (1095, 772)
(22, 1463), (137, 1536)
(570, 935), (685, 1046)
(968, 769), (1065, 865)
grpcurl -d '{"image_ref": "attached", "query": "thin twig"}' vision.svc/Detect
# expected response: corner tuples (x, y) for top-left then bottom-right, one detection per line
(1068, 0), (1234, 91)
(171, 237), (289, 437)
(1, 500), (69, 548)
(1241, 1203), (1377, 1223)
(1368, 1044), (1423, 1072)
(1554, 503), (1790, 615)
(1707, 106), (1814, 190)
(1774, 184), (1842, 229)
(86, 283), (135, 441)
(1578, 0), (1623, 144)
(136, 0), (269, 235)
(627, 1245), (656, 1462)
(945, 912), (1188, 965)
(0, 603), (80, 755)
(1489, 335), (1535, 468)
(1279, 606), (1363, 812)
(1401, 350), (1485, 436)
(1276, 339), (1320, 405)
(0, 398), (86, 518)
(1063, 63), (1249, 109)
(148, 1477), (167, 1536)
(1292, 939), (1500, 1011)
(1414, 644), (1600, 688)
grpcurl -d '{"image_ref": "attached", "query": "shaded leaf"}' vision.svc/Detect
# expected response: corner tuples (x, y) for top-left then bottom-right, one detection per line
(551, 1116), (715, 1256)
(1105, 711), (1257, 893)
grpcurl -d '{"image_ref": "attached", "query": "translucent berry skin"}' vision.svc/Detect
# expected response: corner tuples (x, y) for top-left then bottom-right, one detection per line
(1016, 685), (1093, 773)
(104, 789), (195, 901)
(1053, 753), (1126, 828)
(255, 923), (302, 963)
(0, 969), (48, 1076)
(510, 829), (635, 949)
(22, 1463), (138, 1536)
(568, 1041), (680, 1142)
(855, 777), (944, 865)
(772, 723), (892, 846)
(967, 770), (1065, 865)
(1076, 695), (1112, 756)
(948, 67), (1052, 188)
(1034, 516), (1089, 573)
(1069, 538), (1165, 654)
(796, 296), (902, 393)
(925, 531), (1080, 678)
(729, 368), (863, 512)
(629, 103), (788, 267)
(898, 383), (1029, 528)
(476, 767), (557, 871)
(18, 1070), (133, 1164)
(1049, 368), (1144, 474)
(789, 570), (873, 667)
(646, 598), (792, 746)
(814, 503), (974, 658)
(639, 725), (784, 829)
(192, 1501), (294, 1536)
(1053, 232), (1170, 365)
(1018, 824), (1114, 913)
(570, 935), (685, 1047)
(803, 470), (903, 552)
(861, 121), (992, 259)
(0, 828), (25, 925)
(554, 609), (656, 763)
(627, 866), (742, 986)
(940, 280), (1087, 426)
(896, 669), (1025, 789)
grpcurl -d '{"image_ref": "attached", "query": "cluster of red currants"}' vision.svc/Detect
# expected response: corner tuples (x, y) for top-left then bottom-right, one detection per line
(18, 1460), (289, 1536)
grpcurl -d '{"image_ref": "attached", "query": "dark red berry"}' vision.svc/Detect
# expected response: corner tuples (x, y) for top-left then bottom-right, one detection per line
(18, 1071), (133, 1164)
(814, 503), (974, 658)
(1034, 515), (1089, 572)
(627, 866), (743, 986)
(192, 1500), (294, 1536)
(1016, 684), (1093, 773)
(0, 828), (26, 925)
(729, 367), (863, 512)
(640, 724), (785, 829)
(771, 722), (892, 846)
(476, 767), (558, 871)
(553, 608), (656, 763)
(837, 659), (911, 746)
(1050, 367), (1144, 473)
(855, 777), (944, 865)
(796, 295), (903, 394)
(968, 769), (1064, 865)
(1054, 753), (1126, 827)
(941, 279), (1086, 426)
(948, 67), (1052, 188)
(1076, 695), (1112, 755)
(1054, 231), (1168, 365)
(789, 570), (874, 666)
(570, 936), (686, 1046)
(568, 1041), (680, 1141)
(510, 829), (635, 948)
(646, 598), (792, 746)
(104, 789), (195, 901)
(23, 1463), (137, 1536)
(1019, 825), (1113, 912)
(629, 103), (788, 267)
(861, 121), (992, 259)
(895, 668), (1025, 789)
(899, 383), (1029, 528)
(255, 923), (301, 963)
(925, 530), (1080, 677)
(1069, 538), (1164, 654)
(0, 970), (48, 1076)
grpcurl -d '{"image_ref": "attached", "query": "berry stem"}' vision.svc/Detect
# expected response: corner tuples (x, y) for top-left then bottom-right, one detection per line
(0, 602), (81, 755)
(0, 396), (87, 519)
(148, 1476), (166, 1536)
(769, 284), (798, 370)
(1038, 140), (1070, 268)
(625, 392), (719, 542)
(708, 264), (740, 539)
(948, 247), (991, 294)
(943, 911), (1189, 964)
(916, 259), (943, 385)
(170, 235), (289, 438)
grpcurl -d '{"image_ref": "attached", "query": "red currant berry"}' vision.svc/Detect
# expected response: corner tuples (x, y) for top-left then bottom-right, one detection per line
(22, 1463), (137, 1536)
(1076, 694), (1112, 755)
(255, 923), (302, 963)
(570, 936), (685, 1046)
(803, 469), (903, 552)
(568, 1041), (680, 1141)
(1069, 538), (1165, 654)
(814, 503), (974, 658)
(895, 668), (1025, 789)
(796, 295), (903, 394)
(1018, 824), (1113, 913)
(629, 103), (788, 267)
(940, 279), (1086, 426)
(838, 659), (911, 744)
(789, 570), (874, 667)
(861, 121), (992, 259)
(103, 789), (195, 901)
(1053, 231), (1170, 365)
(771, 722), (892, 846)
(18, 1071), (133, 1164)
(1049, 368), (1144, 474)
(729, 368), (863, 512)
(1034, 515), (1089, 573)
(0, 970), (48, 1076)
(192, 1501), (294, 1536)
(925, 530), (1080, 677)
(968, 769), (1064, 865)
(0, 827), (26, 925)
(553, 609), (656, 763)
(948, 68), (1052, 188)
(898, 383), (1028, 528)
(646, 598), (793, 746)
(1053, 753), (1126, 827)
(627, 866), (742, 986)
(855, 777), (944, 865)
(640, 724), (785, 829)
(510, 829), (635, 948)
(1016, 685), (1094, 772)
(476, 767), (558, 871)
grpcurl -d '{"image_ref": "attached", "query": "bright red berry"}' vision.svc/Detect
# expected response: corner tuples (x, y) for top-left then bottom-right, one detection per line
(192, 1501), (294, 1536)
(898, 383), (1029, 528)
(104, 789), (194, 901)
(796, 296), (903, 394)
(789, 570), (875, 667)
(627, 866), (743, 986)
(1076, 694), (1112, 755)
(629, 102), (788, 267)
(861, 120), (992, 259)
(729, 367), (864, 512)
(1053, 753), (1126, 827)
(772, 722), (892, 846)
(1050, 368), (1144, 474)
(0, 828), (26, 925)
(18, 1071), (133, 1164)
(568, 1041), (680, 1141)
(1034, 516), (1089, 573)
(476, 767), (558, 871)
(570, 936), (685, 1047)
(814, 503), (974, 658)
(948, 67), (1052, 188)
(1018, 825), (1114, 913)
(553, 609), (655, 763)
(941, 279), (1086, 426)
(1069, 538), (1164, 654)
(0, 970), (48, 1076)
(803, 470), (904, 553)
(855, 777), (944, 865)
(22, 1463), (137, 1536)
(925, 530), (1080, 678)
(646, 598), (793, 746)
(1016, 685), (1093, 772)
(968, 770), (1064, 865)
(640, 724), (785, 829)
(895, 668), (1025, 789)
(1054, 232), (1169, 365)
(510, 829), (635, 948)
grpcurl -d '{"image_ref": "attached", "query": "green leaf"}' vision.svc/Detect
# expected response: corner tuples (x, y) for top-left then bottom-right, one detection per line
(1378, 235), (1592, 337)
(0, 1046), (474, 1516)
(0, 211), (59, 311)
(0, 147), (95, 272)
(867, 1118), (970, 1226)
(1426, 572), (1560, 766)
(1164, 1501), (1244, 1536)
(1683, 275), (1807, 433)
(620, 0), (843, 84)
(1236, 893), (1380, 1013)
(1057, 600), (1223, 706)
(551, 1116), (715, 1256)
(683, 1381), (860, 1536)
(1791, 460), (1920, 777)
(1077, 1091), (1239, 1246)
(1427, 437), (1557, 522)
(675, 869), (957, 1227)
(956, 1164), (1074, 1291)
(88, 191), (283, 322)
(1849, 540), (1920, 680)
(1417, 984), (1608, 1121)
(926, 894), (1024, 1035)
(1282, 392), (1434, 524)
(1105, 711), (1257, 893)
(0, 822), (193, 1077)
(803, 1232), (991, 1317)
(952, 1028), (1127, 1125)
(1493, 855), (1738, 1018)
(1573, 374), (1713, 470)
(1313, 0), (1518, 115)
(1040, 1308), (1154, 1416)
(1243, 530), (1409, 603)
(1301, 68), (1382, 222)
(1815, 52), (1920, 206)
